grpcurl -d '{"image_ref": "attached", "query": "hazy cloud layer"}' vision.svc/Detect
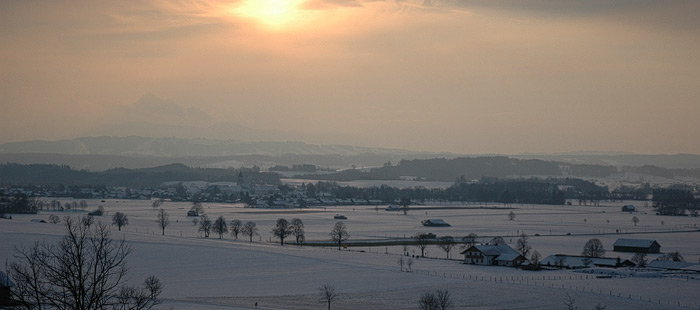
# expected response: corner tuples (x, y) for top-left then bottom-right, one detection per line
(1, 0), (699, 154)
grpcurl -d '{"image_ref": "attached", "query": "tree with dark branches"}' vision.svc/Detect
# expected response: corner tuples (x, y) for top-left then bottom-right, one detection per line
(461, 232), (478, 250)
(415, 233), (430, 257)
(271, 218), (293, 246)
(435, 290), (453, 310)
(156, 208), (169, 236)
(212, 215), (228, 239)
(230, 219), (243, 240)
(291, 218), (305, 244)
(581, 238), (606, 258)
(516, 232), (531, 257)
(199, 214), (212, 238)
(319, 284), (337, 310)
(7, 216), (162, 310)
(489, 236), (505, 245)
(438, 236), (455, 259)
(330, 221), (349, 250)
(241, 221), (259, 242)
(112, 212), (128, 231)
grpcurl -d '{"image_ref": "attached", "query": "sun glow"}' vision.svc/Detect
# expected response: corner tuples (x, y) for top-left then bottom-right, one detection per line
(229, 0), (309, 29)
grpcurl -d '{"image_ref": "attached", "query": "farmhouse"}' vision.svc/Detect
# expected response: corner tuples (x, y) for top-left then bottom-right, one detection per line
(540, 254), (635, 269)
(460, 244), (528, 267)
(421, 219), (450, 227)
(613, 238), (661, 253)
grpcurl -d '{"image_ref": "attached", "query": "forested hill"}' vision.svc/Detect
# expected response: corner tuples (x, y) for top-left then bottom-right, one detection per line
(0, 163), (280, 188)
(298, 157), (700, 182)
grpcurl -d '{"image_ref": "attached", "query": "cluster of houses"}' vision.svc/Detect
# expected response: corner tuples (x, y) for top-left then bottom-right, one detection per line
(460, 237), (699, 272)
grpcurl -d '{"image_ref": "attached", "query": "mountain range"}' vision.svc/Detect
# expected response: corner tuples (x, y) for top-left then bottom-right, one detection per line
(1, 136), (700, 171)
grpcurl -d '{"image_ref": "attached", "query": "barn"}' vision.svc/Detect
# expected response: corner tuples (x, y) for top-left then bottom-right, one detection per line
(613, 238), (661, 253)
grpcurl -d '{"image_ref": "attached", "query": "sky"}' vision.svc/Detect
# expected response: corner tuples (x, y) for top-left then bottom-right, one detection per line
(1, 0), (699, 155)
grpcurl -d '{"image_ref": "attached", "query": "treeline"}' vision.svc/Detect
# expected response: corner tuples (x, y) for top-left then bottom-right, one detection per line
(0, 163), (281, 188)
(652, 187), (699, 216)
(295, 157), (700, 182)
(317, 178), (608, 205)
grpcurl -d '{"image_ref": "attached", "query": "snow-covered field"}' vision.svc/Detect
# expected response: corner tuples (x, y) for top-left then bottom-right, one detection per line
(2, 199), (700, 309)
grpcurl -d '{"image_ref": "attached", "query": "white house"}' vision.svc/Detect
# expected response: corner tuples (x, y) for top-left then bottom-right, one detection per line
(460, 244), (527, 267)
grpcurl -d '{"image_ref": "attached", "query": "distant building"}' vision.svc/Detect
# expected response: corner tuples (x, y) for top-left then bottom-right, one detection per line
(622, 205), (636, 212)
(421, 219), (450, 227)
(540, 254), (634, 269)
(461, 244), (528, 267)
(613, 238), (661, 253)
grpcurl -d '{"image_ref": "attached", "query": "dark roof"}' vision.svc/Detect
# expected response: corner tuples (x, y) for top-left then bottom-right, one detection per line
(613, 238), (659, 248)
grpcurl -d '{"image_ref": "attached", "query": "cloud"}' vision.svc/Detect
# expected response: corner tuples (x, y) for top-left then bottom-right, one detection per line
(114, 93), (212, 125)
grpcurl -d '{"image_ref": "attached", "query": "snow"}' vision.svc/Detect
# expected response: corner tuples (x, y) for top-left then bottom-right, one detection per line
(1, 199), (699, 309)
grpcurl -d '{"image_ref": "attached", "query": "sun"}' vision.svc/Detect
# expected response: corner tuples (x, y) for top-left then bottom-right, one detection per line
(229, 0), (308, 29)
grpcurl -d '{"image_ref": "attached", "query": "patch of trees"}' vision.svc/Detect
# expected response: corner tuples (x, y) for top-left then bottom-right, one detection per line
(0, 163), (280, 188)
(0, 193), (41, 214)
(445, 179), (566, 205)
(418, 290), (453, 310)
(317, 178), (569, 205)
(652, 187), (698, 216)
(269, 164), (318, 172)
(299, 157), (564, 182)
(568, 164), (617, 178)
(611, 183), (653, 201)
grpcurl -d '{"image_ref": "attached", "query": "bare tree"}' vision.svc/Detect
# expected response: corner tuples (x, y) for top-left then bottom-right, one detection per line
(156, 208), (169, 236)
(461, 232), (478, 249)
(418, 291), (439, 310)
(82, 214), (95, 228)
(291, 217), (305, 244)
(657, 251), (685, 262)
(7, 217), (162, 310)
(230, 219), (243, 240)
(191, 201), (204, 215)
(435, 290), (453, 310)
(241, 221), (259, 242)
(330, 221), (349, 250)
(271, 218), (293, 246)
(516, 232), (531, 256)
(400, 197), (411, 215)
(581, 238), (606, 258)
(199, 214), (212, 238)
(415, 233), (430, 257)
(489, 236), (505, 245)
(319, 284), (337, 310)
(112, 212), (129, 231)
(631, 253), (648, 267)
(438, 236), (454, 259)
(48, 214), (60, 224)
(212, 215), (228, 239)
(563, 292), (581, 310)
(151, 198), (164, 209)
(530, 250), (542, 268)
